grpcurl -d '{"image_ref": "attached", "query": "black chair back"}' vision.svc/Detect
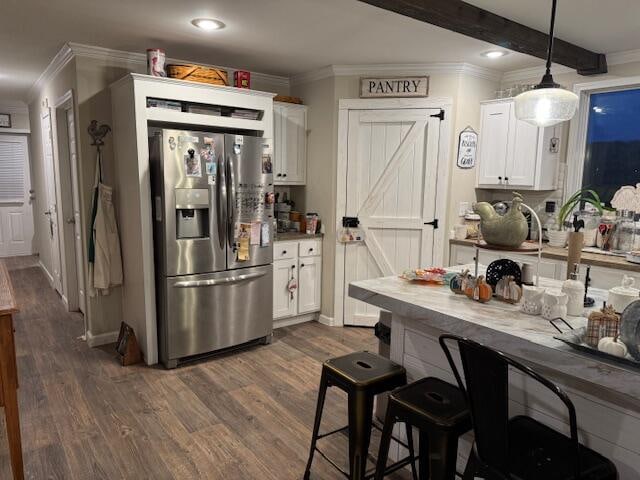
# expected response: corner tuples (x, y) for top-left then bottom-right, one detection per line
(458, 340), (510, 472)
(439, 334), (581, 479)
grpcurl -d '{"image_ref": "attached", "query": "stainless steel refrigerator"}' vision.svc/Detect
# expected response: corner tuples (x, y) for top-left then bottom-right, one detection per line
(149, 129), (274, 368)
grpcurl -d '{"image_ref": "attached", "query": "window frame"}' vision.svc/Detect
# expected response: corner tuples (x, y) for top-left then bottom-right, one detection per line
(566, 75), (640, 203)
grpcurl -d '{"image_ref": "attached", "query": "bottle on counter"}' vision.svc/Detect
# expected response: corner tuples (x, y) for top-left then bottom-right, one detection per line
(562, 263), (586, 317)
(542, 201), (557, 241)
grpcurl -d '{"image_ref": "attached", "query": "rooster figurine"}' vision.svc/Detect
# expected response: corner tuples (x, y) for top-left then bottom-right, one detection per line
(88, 120), (111, 147)
(473, 193), (529, 248)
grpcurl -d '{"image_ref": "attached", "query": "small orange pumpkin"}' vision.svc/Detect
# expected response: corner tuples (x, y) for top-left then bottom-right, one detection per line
(466, 275), (492, 303)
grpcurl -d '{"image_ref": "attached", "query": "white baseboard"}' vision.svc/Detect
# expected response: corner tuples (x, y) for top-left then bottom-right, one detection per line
(318, 314), (339, 327)
(86, 329), (120, 347)
(274, 312), (318, 329)
(38, 260), (54, 286)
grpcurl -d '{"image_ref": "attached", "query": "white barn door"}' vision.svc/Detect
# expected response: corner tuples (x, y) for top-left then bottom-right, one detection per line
(0, 135), (34, 257)
(343, 109), (441, 326)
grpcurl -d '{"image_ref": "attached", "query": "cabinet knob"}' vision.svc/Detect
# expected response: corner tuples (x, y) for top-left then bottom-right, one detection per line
(300, 263), (305, 268)
(291, 265), (296, 269)
(498, 176), (502, 181)
(282, 173), (287, 178)
(309, 248), (313, 252)
(277, 173), (282, 177)
(504, 176), (509, 182)
(282, 250), (287, 254)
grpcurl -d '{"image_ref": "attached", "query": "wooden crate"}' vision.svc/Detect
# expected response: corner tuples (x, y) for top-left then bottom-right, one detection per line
(166, 64), (229, 86)
(274, 94), (303, 105)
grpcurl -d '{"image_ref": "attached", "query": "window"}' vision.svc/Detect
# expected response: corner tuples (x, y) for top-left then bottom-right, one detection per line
(0, 137), (26, 203)
(580, 88), (640, 206)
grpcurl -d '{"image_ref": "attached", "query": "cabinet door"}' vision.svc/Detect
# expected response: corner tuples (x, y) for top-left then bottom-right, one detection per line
(477, 102), (511, 186)
(298, 256), (321, 314)
(282, 106), (307, 184)
(505, 110), (539, 188)
(273, 259), (297, 319)
(273, 104), (286, 182)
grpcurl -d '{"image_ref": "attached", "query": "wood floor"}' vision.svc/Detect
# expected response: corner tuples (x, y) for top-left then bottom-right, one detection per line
(0, 258), (411, 479)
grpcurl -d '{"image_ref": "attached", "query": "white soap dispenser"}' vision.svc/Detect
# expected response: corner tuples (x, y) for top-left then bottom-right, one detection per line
(562, 263), (585, 316)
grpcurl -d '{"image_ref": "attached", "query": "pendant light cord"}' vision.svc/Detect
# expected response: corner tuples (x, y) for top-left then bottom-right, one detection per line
(538, 0), (559, 88)
(546, 0), (557, 75)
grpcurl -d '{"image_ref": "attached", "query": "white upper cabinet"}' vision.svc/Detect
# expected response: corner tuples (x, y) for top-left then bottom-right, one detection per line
(477, 102), (511, 186)
(273, 102), (307, 185)
(476, 99), (562, 191)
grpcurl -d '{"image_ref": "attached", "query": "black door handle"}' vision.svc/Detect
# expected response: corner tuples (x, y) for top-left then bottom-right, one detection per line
(424, 219), (439, 229)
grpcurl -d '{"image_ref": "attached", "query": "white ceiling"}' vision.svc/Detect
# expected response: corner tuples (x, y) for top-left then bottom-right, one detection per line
(2, 0), (640, 100)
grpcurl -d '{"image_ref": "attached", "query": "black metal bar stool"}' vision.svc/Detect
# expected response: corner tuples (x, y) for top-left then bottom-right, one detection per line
(303, 351), (415, 480)
(439, 334), (618, 480)
(374, 377), (471, 480)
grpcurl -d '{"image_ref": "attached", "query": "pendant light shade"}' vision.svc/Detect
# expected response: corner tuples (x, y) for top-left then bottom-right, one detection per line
(514, 86), (578, 127)
(514, 0), (579, 127)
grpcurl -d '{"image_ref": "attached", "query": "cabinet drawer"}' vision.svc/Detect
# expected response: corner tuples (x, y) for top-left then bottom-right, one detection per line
(299, 239), (322, 257)
(274, 242), (298, 261)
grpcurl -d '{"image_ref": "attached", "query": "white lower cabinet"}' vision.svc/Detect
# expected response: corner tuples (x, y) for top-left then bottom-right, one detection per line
(298, 256), (322, 314)
(273, 238), (322, 323)
(273, 258), (298, 319)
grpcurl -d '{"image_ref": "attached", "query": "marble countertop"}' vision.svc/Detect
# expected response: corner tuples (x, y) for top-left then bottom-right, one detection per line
(349, 266), (640, 412)
(451, 238), (640, 273)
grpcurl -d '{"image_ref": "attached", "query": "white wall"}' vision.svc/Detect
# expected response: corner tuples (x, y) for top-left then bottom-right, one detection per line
(28, 58), (78, 280)
(292, 68), (500, 321)
(0, 101), (30, 130)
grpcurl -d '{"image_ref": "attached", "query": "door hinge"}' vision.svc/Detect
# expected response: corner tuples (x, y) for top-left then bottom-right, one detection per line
(430, 110), (445, 121)
(424, 219), (439, 229)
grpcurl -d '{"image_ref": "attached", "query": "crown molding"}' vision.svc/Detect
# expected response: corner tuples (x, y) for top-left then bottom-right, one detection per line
(607, 48), (640, 67)
(502, 48), (640, 84)
(27, 43), (74, 103)
(28, 42), (289, 102)
(290, 62), (502, 86)
(290, 66), (337, 85)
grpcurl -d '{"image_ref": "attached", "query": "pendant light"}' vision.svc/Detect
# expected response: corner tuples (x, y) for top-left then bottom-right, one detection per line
(514, 0), (579, 127)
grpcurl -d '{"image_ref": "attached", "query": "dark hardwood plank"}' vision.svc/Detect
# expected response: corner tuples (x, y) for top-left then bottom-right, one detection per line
(0, 258), (413, 479)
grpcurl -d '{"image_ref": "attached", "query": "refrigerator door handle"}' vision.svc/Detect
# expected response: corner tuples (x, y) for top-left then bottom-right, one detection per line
(226, 154), (237, 248)
(173, 271), (266, 288)
(217, 155), (227, 250)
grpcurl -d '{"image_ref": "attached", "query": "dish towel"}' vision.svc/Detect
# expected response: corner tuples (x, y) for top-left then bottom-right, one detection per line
(88, 149), (123, 295)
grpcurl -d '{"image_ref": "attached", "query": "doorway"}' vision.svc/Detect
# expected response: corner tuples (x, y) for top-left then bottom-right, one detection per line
(41, 108), (64, 294)
(0, 134), (34, 257)
(335, 99), (451, 327)
(53, 91), (86, 314)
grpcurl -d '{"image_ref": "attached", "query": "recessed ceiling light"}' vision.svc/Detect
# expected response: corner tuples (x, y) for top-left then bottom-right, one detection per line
(191, 18), (226, 31)
(482, 50), (509, 59)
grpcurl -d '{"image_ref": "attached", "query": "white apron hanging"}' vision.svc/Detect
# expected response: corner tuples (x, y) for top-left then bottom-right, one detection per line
(88, 147), (122, 295)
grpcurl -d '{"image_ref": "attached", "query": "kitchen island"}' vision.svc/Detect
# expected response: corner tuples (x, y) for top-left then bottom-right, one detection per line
(349, 268), (640, 478)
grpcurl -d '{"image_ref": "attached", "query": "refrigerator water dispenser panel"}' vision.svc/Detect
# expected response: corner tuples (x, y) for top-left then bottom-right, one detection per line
(175, 188), (209, 239)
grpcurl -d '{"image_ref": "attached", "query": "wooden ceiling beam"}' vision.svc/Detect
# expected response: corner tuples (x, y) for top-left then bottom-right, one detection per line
(358, 0), (607, 75)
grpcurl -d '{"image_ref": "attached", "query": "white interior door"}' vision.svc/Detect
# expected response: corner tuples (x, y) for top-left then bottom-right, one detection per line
(0, 135), (34, 257)
(41, 110), (63, 294)
(343, 109), (441, 326)
(66, 108), (85, 313)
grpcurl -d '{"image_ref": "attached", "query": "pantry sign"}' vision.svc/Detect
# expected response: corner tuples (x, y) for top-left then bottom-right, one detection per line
(360, 76), (429, 98)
